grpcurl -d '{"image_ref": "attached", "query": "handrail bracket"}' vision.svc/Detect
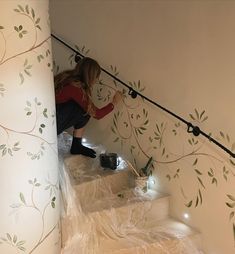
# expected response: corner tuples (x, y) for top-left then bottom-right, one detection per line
(187, 123), (201, 137)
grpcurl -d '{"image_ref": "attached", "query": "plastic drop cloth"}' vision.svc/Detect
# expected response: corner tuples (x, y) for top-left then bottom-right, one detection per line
(58, 133), (203, 254)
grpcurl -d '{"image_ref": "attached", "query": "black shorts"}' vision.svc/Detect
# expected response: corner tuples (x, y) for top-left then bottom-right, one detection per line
(56, 100), (90, 135)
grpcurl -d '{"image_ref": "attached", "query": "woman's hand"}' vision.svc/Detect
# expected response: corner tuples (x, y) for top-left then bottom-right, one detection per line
(112, 91), (123, 105)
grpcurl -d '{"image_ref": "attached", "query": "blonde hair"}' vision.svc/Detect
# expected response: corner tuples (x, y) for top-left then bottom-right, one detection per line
(55, 57), (101, 117)
(54, 57), (101, 93)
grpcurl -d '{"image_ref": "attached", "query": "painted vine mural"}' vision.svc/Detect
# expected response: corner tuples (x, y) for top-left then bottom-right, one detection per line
(0, 3), (59, 253)
(53, 40), (235, 246)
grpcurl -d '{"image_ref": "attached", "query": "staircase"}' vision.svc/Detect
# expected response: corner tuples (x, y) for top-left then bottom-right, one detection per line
(59, 134), (203, 254)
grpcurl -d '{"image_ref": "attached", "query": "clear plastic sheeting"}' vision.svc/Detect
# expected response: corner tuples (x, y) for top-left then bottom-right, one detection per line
(58, 133), (203, 254)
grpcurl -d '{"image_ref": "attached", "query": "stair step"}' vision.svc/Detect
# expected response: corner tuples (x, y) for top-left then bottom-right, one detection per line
(84, 189), (170, 234)
(61, 189), (170, 247)
(99, 218), (202, 254)
(63, 155), (131, 205)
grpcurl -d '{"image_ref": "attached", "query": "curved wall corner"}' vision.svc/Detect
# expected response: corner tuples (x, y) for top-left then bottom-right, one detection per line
(0, 1), (60, 253)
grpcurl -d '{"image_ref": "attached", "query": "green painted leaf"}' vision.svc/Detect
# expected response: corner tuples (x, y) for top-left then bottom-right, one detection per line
(20, 193), (26, 204)
(223, 174), (228, 181)
(31, 8), (35, 19)
(18, 5), (24, 12)
(185, 200), (192, 207)
(13, 235), (17, 244)
(124, 121), (128, 127)
(25, 5), (29, 14)
(195, 196), (199, 207)
(166, 174), (171, 181)
(35, 18), (40, 24)
(173, 174), (179, 179)
(25, 65), (33, 70)
(7, 233), (12, 242)
(19, 73), (24, 84)
(14, 142), (20, 147)
(212, 178), (217, 185)
(202, 116), (208, 122)
(193, 158), (198, 165)
(208, 171), (213, 177)
(2, 148), (7, 156)
(36, 25), (41, 30)
(197, 177), (205, 189)
(137, 129), (142, 135)
(16, 240), (25, 246)
(111, 126), (116, 134)
(226, 202), (235, 208)
(231, 142), (235, 151)
(199, 189), (202, 204)
(24, 70), (31, 76)
(233, 223), (235, 242)
(117, 193), (124, 198)
(14, 26), (19, 32)
(195, 108), (199, 119)
(195, 169), (202, 175)
(0, 144), (6, 150)
(220, 131), (225, 138)
(18, 246), (26, 251)
(229, 159), (235, 166)
(227, 194), (235, 201)
(156, 124), (160, 133)
(113, 137), (119, 142)
(8, 149), (13, 156)
(200, 110), (205, 119)
(230, 211), (235, 221)
(189, 114), (195, 120)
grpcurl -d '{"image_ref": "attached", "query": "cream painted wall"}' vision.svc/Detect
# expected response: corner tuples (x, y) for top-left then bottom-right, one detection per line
(0, 1), (60, 253)
(50, 1), (235, 253)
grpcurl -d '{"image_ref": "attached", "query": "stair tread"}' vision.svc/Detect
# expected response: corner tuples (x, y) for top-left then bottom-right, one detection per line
(64, 154), (129, 186)
(83, 188), (169, 213)
(99, 218), (200, 253)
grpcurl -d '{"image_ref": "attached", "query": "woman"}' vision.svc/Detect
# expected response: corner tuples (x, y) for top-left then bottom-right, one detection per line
(55, 57), (122, 158)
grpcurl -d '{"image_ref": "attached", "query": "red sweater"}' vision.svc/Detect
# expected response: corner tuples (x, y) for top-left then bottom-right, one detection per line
(56, 84), (114, 120)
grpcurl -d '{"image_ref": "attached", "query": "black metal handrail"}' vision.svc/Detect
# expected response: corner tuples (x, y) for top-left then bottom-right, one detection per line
(51, 33), (235, 158)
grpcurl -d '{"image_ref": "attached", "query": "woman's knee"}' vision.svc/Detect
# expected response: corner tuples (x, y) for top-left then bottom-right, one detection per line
(74, 114), (90, 129)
